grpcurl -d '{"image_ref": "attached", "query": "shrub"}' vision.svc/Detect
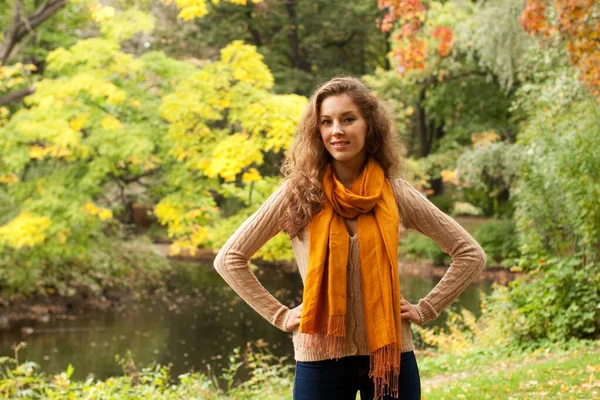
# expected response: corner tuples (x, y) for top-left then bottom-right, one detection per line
(398, 231), (451, 265)
(473, 220), (521, 267)
(428, 194), (454, 213)
(452, 201), (484, 217)
(0, 236), (169, 300)
(488, 254), (600, 344)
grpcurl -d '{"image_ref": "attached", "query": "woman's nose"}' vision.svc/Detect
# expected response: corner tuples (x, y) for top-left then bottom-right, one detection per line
(332, 120), (344, 135)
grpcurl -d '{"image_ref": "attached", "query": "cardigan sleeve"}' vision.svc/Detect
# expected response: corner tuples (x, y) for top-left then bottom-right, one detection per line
(390, 178), (487, 325)
(213, 182), (294, 332)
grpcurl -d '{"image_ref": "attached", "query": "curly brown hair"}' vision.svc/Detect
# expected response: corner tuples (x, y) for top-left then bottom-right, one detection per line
(279, 76), (406, 239)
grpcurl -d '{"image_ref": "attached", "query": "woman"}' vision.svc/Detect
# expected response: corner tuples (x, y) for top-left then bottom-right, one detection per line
(214, 76), (487, 400)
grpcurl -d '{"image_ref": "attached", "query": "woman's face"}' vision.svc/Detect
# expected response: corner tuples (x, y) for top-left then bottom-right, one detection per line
(319, 94), (367, 169)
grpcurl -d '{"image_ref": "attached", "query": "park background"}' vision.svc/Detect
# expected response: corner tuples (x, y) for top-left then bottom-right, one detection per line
(0, 0), (599, 398)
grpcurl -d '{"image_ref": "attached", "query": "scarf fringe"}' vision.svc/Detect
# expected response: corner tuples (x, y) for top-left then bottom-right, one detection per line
(369, 343), (401, 400)
(297, 314), (346, 359)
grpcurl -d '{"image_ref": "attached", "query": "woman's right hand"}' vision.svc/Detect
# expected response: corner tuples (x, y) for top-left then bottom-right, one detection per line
(285, 303), (303, 331)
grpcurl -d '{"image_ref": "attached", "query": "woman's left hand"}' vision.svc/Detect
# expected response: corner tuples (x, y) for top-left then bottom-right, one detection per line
(401, 298), (422, 325)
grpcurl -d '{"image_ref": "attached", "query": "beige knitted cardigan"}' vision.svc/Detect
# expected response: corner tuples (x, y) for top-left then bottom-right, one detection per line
(213, 177), (487, 361)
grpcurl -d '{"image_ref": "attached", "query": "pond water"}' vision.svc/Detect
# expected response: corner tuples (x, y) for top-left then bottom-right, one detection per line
(0, 260), (492, 382)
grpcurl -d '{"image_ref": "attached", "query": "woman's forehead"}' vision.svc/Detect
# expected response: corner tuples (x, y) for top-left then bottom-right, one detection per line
(319, 94), (360, 115)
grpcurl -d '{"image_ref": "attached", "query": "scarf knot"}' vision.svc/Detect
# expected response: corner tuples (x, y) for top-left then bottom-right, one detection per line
(325, 165), (384, 218)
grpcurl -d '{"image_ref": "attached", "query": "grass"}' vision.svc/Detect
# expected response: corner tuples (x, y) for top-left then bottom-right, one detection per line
(422, 344), (600, 399)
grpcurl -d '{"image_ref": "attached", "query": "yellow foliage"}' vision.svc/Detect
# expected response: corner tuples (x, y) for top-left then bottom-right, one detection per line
(135, 154), (162, 171)
(440, 169), (458, 185)
(162, 0), (262, 21)
(169, 226), (210, 256)
(163, 0), (209, 20)
(471, 130), (501, 147)
(69, 114), (88, 131)
(29, 146), (46, 159)
(160, 72), (229, 123)
(0, 212), (51, 249)
(31, 74), (127, 108)
(205, 133), (263, 181)
(0, 174), (19, 185)
(238, 94), (307, 152)
(155, 200), (213, 254)
(220, 41), (273, 89)
(242, 167), (262, 183)
(97, 7), (156, 43)
(101, 115), (122, 131)
(0, 63), (36, 92)
(413, 295), (508, 356)
(58, 228), (70, 244)
(413, 308), (481, 354)
(0, 107), (8, 126)
(29, 145), (73, 160)
(83, 202), (113, 221)
(17, 120), (80, 152)
(90, 4), (116, 22)
(154, 201), (183, 236)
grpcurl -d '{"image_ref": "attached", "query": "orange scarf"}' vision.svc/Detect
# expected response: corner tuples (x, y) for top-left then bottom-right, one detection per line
(298, 157), (402, 400)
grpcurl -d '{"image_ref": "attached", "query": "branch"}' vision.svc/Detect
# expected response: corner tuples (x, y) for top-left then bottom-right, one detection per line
(0, 0), (68, 65)
(0, 85), (35, 106)
(109, 168), (161, 185)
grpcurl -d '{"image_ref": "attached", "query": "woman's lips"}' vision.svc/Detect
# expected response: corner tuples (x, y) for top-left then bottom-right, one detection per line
(332, 141), (349, 149)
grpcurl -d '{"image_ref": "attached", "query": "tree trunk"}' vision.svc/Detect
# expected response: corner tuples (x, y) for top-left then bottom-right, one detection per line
(416, 84), (429, 157)
(285, 0), (309, 74)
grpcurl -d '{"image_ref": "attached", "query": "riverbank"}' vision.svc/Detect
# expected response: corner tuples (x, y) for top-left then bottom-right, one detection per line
(0, 288), (134, 331)
(0, 243), (518, 330)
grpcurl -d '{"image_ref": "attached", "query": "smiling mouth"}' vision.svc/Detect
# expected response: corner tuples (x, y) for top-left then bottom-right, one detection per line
(332, 141), (350, 146)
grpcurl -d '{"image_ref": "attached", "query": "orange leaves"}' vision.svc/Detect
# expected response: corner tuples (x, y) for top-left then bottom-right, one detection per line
(377, 0), (426, 33)
(378, 0), (453, 75)
(519, 0), (551, 37)
(431, 26), (453, 57)
(393, 39), (426, 74)
(519, 0), (600, 98)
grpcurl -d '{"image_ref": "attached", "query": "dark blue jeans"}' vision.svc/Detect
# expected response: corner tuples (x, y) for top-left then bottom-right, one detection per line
(293, 351), (421, 400)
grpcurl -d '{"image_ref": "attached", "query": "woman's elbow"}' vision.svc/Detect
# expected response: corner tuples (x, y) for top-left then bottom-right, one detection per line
(476, 246), (487, 272)
(213, 247), (227, 274)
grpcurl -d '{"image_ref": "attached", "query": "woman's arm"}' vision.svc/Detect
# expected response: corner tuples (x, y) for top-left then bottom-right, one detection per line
(213, 182), (294, 332)
(391, 178), (487, 325)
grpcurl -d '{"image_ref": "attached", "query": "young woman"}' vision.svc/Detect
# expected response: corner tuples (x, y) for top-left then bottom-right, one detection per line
(214, 76), (487, 400)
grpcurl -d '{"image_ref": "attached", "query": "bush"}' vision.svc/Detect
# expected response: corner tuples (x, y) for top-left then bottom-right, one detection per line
(473, 220), (521, 267)
(0, 236), (169, 300)
(398, 231), (451, 265)
(489, 254), (600, 344)
(452, 201), (484, 217)
(428, 194), (454, 213)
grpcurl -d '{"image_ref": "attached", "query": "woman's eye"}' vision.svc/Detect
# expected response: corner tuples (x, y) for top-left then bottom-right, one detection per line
(344, 117), (355, 123)
(322, 120), (331, 125)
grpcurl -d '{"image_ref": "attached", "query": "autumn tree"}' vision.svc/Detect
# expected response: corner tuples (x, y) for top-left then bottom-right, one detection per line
(0, 3), (305, 297)
(519, 0), (599, 98)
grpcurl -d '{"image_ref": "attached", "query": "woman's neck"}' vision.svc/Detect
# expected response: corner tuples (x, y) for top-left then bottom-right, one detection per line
(332, 153), (368, 189)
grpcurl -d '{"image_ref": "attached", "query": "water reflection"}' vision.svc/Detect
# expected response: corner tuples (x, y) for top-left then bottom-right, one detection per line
(0, 260), (492, 381)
